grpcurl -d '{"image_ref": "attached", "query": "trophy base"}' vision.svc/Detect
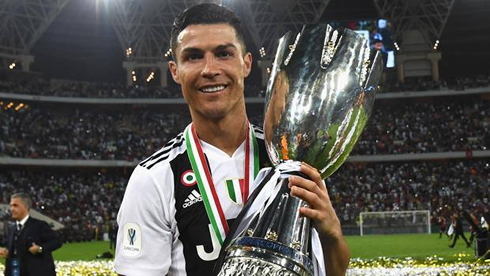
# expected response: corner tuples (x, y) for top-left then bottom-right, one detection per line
(218, 237), (313, 276)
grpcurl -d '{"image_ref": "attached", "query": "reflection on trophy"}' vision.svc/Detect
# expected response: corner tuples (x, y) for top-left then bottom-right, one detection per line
(218, 24), (383, 276)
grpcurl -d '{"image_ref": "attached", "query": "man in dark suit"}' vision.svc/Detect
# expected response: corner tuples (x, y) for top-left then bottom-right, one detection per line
(0, 193), (62, 276)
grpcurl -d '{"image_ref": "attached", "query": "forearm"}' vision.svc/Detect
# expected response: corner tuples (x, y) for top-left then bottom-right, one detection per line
(320, 231), (350, 276)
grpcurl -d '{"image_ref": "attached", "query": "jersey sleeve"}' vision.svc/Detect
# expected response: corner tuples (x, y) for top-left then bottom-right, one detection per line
(115, 164), (175, 276)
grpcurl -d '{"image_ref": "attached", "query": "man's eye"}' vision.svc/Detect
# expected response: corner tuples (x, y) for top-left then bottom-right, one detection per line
(217, 51), (233, 58)
(185, 53), (202, 61)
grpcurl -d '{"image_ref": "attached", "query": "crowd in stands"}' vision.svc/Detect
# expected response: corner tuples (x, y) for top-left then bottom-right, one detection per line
(328, 160), (489, 226)
(1, 97), (488, 160)
(352, 98), (489, 155)
(1, 106), (190, 160)
(0, 73), (264, 98)
(385, 74), (490, 93)
(1, 71), (490, 99)
(0, 77), (183, 98)
(0, 159), (487, 241)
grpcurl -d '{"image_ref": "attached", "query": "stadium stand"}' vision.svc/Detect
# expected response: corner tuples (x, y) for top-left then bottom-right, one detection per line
(1, 95), (488, 160)
(0, 62), (489, 242)
(0, 70), (265, 98)
(327, 160), (489, 227)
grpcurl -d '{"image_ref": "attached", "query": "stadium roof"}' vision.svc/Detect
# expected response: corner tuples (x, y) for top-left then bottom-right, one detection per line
(3, 0), (490, 82)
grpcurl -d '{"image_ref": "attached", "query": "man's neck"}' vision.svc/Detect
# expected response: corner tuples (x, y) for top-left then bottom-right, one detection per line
(192, 114), (248, 157)
(17, 214), (29, 225)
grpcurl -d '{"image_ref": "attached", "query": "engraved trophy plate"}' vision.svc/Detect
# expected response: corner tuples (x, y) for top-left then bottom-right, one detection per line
(218, 24), (383, 276)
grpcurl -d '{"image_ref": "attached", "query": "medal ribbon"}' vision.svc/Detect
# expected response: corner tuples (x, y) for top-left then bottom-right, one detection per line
(185, 123), (258, 245)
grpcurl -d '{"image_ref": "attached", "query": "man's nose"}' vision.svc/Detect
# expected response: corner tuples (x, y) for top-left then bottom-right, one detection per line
(201, 55), (220, 78)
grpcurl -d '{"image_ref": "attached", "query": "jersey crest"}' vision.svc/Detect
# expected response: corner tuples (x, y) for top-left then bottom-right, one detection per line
(225, 178), (245, 205)
(181, 170), (197, 186)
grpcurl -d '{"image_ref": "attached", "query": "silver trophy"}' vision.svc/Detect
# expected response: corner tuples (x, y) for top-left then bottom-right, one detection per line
(218, 24), (383, 276)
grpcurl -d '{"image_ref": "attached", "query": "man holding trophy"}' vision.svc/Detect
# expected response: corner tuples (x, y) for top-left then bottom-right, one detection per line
(116, 3), (382, 276)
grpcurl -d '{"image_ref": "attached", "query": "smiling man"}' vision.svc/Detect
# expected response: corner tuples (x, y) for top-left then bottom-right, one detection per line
(115, 3), (349, 276)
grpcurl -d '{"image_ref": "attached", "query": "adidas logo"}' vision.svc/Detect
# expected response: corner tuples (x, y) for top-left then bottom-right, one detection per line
(183, 190), (202, 209)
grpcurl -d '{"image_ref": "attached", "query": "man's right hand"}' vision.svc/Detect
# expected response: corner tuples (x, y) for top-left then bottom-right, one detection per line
(0, 247), (8, 258)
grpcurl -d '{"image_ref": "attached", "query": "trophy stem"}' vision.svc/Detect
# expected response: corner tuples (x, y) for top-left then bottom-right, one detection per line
(219, 167), (314, 276)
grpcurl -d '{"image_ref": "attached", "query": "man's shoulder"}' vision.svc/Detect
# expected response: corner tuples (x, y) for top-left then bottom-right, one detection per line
(138, 131), (186, 171)
(26, 217), (49, 228)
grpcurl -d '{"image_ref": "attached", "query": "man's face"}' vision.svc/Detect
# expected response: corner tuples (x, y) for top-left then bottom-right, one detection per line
(169, 24), (252, 121)
(10, 197), (29, 221)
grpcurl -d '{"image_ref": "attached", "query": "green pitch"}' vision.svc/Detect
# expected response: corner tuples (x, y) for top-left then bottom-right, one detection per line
(49, 233), (476, 262)
(345, 233), (475, 262)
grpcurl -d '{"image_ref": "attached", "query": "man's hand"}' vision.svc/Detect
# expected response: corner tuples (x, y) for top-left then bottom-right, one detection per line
(288, 162), (350, 276)
(28, 242), (41, 255)
(0, 247), (8, 258)
(288, 162), (342, 238)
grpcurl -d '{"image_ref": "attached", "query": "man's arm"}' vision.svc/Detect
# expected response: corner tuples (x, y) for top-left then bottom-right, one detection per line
(288, 162), (350, 276)
(115, 165), (175, 276)
(36, 221), (63, 254)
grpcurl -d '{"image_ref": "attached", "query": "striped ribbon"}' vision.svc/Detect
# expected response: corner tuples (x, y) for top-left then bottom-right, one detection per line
(185, 123), (259, 245)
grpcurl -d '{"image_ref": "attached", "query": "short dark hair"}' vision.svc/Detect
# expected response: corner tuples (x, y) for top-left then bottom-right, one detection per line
(170, 3), (247, 60)
(11, 193), (32, 210)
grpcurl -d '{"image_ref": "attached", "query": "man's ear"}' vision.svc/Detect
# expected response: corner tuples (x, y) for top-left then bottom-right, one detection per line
(168, 61), (180, 84)
(243, 52), (252, 78)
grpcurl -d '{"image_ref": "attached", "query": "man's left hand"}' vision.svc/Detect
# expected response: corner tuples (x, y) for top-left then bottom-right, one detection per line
(288, 162), (342, 240)
(288, 162), (350, 276)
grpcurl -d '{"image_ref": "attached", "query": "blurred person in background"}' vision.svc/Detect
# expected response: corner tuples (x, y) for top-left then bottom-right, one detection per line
(449, 212), (471, 248)
(0, 193), (62, 276)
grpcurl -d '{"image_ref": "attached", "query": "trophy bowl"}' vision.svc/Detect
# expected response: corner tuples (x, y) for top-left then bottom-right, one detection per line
(218, 24), (383, 276)
(264, 24), (383, 178)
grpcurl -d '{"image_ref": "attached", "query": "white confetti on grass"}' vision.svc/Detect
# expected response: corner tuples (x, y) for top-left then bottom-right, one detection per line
(0, 258), (488, 276)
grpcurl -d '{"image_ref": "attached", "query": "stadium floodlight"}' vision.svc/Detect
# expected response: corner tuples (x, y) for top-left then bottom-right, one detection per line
(434, 40), (440, 50)
(146, 71), (155, 83)
(394, 42), (400, 51)
(359, 210), (431, 236)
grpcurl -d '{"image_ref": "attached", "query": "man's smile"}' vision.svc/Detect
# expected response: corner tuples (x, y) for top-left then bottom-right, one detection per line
(199, 85), (228, 93)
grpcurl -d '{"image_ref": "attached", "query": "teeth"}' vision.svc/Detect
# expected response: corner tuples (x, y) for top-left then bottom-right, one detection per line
(201, 85), (225, 93)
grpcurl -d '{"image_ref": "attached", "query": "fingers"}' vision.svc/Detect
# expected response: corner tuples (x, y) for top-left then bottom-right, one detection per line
(290, 180), (321, 207)
(300, 162), (323, 187)
(298, 205), (323, 221)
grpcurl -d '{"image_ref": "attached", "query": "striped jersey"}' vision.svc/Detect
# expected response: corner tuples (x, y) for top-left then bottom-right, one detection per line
(115, 125), (270, 276)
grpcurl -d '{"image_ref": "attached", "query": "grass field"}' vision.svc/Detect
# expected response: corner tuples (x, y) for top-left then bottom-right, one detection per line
(49, 233), (476, 262)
